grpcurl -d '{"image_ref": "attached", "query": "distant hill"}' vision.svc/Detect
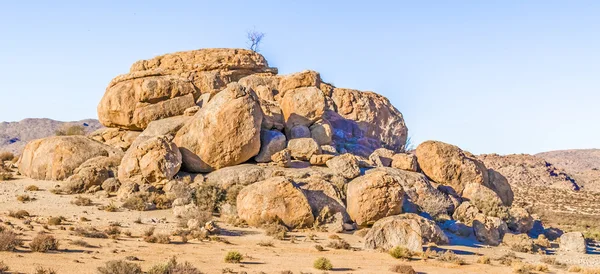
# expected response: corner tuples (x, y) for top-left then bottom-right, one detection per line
(0, 118), (103, 155)
(536, 149), (600, 192)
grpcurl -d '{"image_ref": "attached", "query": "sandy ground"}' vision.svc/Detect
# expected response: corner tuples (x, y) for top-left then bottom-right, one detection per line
(1, 176), (599, 274)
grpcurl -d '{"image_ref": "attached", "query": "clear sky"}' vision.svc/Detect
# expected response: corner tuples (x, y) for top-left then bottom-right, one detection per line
(1, 1), (598, 155)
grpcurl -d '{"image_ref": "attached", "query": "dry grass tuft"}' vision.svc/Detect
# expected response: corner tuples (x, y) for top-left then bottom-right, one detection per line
(30, 234), (59, 252)
(477, 256), (491, 264)
(0, 261), (8, 274)
(437, 250), (466, 265)
(71, 196), (92, 206)
(147, 256), (203, 274)
(34, 267), (57, 274)
(389, 246), (412, 260)
(389, 264), (416, 274)
(262, 222), (288, 240)
(327, 238), (351, 250)
(97, 260), (142, 274)
(0, 230), (22, 251)
(313, 257), (333, 270)
(224, 251), (243, 263)
(25, 185), (40, 191)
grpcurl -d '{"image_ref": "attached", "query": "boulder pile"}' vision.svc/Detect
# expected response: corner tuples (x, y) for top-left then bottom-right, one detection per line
(17, 48), (556, 252)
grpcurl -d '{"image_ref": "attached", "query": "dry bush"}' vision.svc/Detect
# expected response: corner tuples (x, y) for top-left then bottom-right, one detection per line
(0, 261), (8, 274)
(512, 262), (535, 274)
(257, 240), (274, 247)
(144, 226), (156, 237)
(389, 264), (416, 274)
(583, 269), (600, 274)
(477, 256), (491, 264)
(97, 260), (142, 274)
(103, 202), (119, 212)
(327, 239), (351, 250)
(30, 234), (59, 252)
(71, 196), (92, 206)
(313, 257), (333, 270)
(71, 239), (93, 248)
(0, 152), (14, 162)
(224, 251), (243, 263)
(55, 124), (85, 136)
(497, 251), (521, 266)
(34, 267), (57, 274)
(568, 266), (583, 272)
(225, 184), (243, 207)
(72, 227), (108, 238)
(195, 182), (226, 212)
(314, 244), (325, 251)
(437, 250), (466, 265)
(419, 191), (451, 217)
(47, 216), (63, 225)
(0, 230), (22, 251)
(25, 185), (40, 191)
(0, 171), (13, 181)
(389, 246), (412, 260)
(121, 196), (147, 211)
(535, 234), (551, 248)
(16, 194), (30, 202)
(147, 256), (203, 274)
(177, 207), (212, 228)
(143, 227), (170, 244)
(534, 264), (549, 272)
(105, 226), (121, 239)
(262, 222), (288, 240)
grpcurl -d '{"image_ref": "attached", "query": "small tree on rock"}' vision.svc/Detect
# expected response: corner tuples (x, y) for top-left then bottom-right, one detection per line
(247, 29), (265, 52)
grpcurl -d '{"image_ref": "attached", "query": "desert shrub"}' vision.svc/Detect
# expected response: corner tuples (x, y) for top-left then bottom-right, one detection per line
(314, 244), (325, 251)
(97, 260), (142, 274)
(534, 264), (549, 272)
(122, 196), (147, 211)
(473, 198), (509, 220)
(224, 251), (243, 263)
(30, 234), (59, 252)
(195, 182), (226, 212)
(71, 196), (92, 206)
(71, 239), (93, 248)
(105, 226), (121, 238)
(0, 171), (13, 181)
(225, 184), (243, 207)
(418, 191), (451, 217)
(262, 222), (288, 240)
(568, 266), (583, 272)
(73, 227), (108, 238)
(313, 257), (333, 270)
(144, 233), (170, 244)
(0, 230), (22, 251)
(497, 251), (521, 266)
(0, 152), (14, 162)
(257, 240), (274, 247)
(477, 256), (491, 264)
(437, 250), (466, 265)
(25, 185), (40, 191)
(16, 194), (30, 202)
(144, 226), (156, 237)
(0, 261), (8, 274)
(55, 124), (85, 136)
(103, 202), (119, 212)
(535, 234), (551, 248)
(389, 246), (412, 260)
(389, 264), (416, 274)
(512, 262), (535, 274)
(584, 230), (600, 241)
(177, 207), (212, 228)
(34, 267), (57, 274)
(47, 217), (63, 225)
(147, 256), (203, 274)
(9, 209), (30, 219)
(327, 239), (351, 250)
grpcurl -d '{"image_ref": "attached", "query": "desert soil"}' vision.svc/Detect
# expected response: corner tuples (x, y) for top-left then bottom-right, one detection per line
(1, 176), (599, 274)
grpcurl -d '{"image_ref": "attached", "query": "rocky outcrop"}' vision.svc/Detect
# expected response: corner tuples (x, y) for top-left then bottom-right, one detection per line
(326, 154), (361, 179)
(346, 170), (404, 226)
(64, 155), (121, 193)
(174, 83), (263, 172)
(473, 216), (508, 246)
(89, 128), (140, 151)
(364, 213), (448, 252)
(18, 136), (120, 181)
(118, 136), (182, 184)
(391, 153), (418, 172)
(287, 138), (321, 161)
(204, 164), (269, 190)
(131, 115), (191, 148)
(98, 49), (273, 130)
(236, 177), (314, 228)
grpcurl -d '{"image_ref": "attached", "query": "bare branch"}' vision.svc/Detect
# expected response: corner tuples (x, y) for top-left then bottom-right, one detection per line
(246, 29), (265, 52)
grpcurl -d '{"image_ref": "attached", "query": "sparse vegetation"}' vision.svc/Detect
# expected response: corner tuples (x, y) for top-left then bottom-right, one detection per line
(26, 185), (40, 191)
(389, 246), (412, 260)
(389, 264), (416, 274)
(9, 209), (29, 219)
(437, 250), (466, 265)
(0, 152), (14, 162)
(34, 267), (57, 274)
(73, 227), (108, 238)
(257, 240), (274, 247)
(147, 256), (203, 274)
(16, 194), (31, 202)
(71, 196), (92, 206)
(568, 265), (583, 272)
(246, 28), (265, 52)
(121, 195), (147, 211)
(0, 261), (8, 274)
(0, 229), (22, 251)
(224, 251), (243, 263)
(71, 239), (93, 248)
(314, 244), (325, 251)
(195, 182), (225, 212)
(313, 257), (333, 270)
(55, 124), (85, 136)
(262, 221), (288, 240)
(48, 216), (63, 225)
(97, 260), (142, 274)
(477, 256), (491, 264)
(30, 234), (59, 252)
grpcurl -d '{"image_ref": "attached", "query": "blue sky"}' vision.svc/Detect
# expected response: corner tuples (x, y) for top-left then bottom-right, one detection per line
(1, 1), (599, 155)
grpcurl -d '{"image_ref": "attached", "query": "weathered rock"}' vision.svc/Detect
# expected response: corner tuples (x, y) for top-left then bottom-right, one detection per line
(331, 88), (408, 152)
(174, 83), (263, 172)
(204, 164), (269, 190)
(507, 207), (534, 234)
(101, 178), (121, 193)
(369, 148), (395, 167)
(487, 169), (514, 206)
(452, 201), (481, 226)
(278, 70), (322, 97)
(347, 170), (405, 226)
(320, 145), (338, 155)
(473, 215), (508, 246)
(287, 138), (321, 161)
(98, 49), (272, 130)
(118, 136), (182, 184)
(415, 140), (489, 194)
(310, 120), (333, 145)
(326, 153), (361, 179)
(391, 153), (418, 172)
(367, 168), (453, 218)
(236, 177), (314, 228)
(559, 232), (587, 254)
(364, 213), (449, 252)
(254, 130), (287, 163)
(461, 183), (507, 217)
(281, 87), (326, 129)
(309, 154), (335, 166)
(441, 220), (472, 237)
(502, 233), (535, 253)
(295, 177), (349, 223)
(183, 106), (200, 116)
(89, 128), (141, 151)
(19, 136), (121, 181)
(271, 149), (291, 167)
(64, 155), (121, 193)
(131, 115), (191, 148)
(289, 125), (311, 139)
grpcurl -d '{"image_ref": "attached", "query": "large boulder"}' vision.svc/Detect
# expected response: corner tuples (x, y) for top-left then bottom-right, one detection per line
(559, 232), (587, 254)
(295, 177), (349, 224)
(118, 136), (182, 184)
(204, 164), (269, 190)
(331, 88), (408, 152)
(452, 201), (481, 226)
(507, 207), (534, 234)
(364, 213), (449, 252)
(254, 130), (287, 163)
(19, 136), (121, 181)
(487, 169), (514, 206)
(391, 153), (418, 172)
(473, 215), (508, 246)
(280, 87), (327, 130)
(502, 233), (536, 253)
(326, 153), (361, 179)
(236, 177), (314, 228)
(98, 48), (272, 130)
(287, 138), (321, 161)
(369, 148), (395, 167)
(415, 140), (489, 194)
(64, 155), (121, 193)
(346, 170), (405, 226)
(461, 183), (507, 217)
(174, 83), (263, 172)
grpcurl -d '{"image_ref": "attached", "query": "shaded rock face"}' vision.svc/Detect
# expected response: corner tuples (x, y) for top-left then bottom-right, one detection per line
(89, 128), (140, 151)
(174, 83), (263, 172)
(559, 232), (587, 254)
(326, 153), (361, 179)
(364, 213), (449, 252)
(131, 115), (191, 149)
(64, 156), (121, 193)
(18, 136), (121, 181)
(347, 170), (405, 226)
(416, 140), (488, 195)
(473, 216), (508, 246)
(98, 48), (272, 130)
(236, 177), (314, 228)
(507, 207), (534, 234)
(254, 130), (286, 163)
(118, 136), (182, 184)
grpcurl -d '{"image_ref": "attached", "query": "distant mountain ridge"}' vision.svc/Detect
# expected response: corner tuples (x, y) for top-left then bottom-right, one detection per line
(536, 149), (600, 192)
(0, 118), (103, 155)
